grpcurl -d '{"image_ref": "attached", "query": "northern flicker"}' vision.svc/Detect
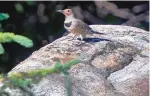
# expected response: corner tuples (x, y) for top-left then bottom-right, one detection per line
(57, 9), (104, 41)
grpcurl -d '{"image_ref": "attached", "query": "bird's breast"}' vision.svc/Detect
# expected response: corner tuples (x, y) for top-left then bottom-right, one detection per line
(64, 20), (89, 36)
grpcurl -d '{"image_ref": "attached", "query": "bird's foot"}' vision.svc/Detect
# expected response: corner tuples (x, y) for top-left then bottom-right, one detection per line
(78, 35), (86, 41)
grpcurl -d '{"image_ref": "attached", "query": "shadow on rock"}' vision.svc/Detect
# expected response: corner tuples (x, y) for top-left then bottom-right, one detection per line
(77, 38), (110, 42)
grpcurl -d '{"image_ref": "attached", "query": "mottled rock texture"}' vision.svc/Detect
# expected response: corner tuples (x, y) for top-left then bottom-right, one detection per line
(1, 25), (149, 96)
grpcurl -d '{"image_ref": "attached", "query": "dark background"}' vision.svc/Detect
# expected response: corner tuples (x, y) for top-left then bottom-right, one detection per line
(0, 1), (149, 73)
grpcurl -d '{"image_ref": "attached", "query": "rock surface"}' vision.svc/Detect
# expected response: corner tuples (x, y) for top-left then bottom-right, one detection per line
(1, 25), (149, 96)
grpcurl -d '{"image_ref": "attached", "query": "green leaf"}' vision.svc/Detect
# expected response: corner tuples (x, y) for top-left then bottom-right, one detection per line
(18, 79), (30, 87)
(0, 32), (14, 43)
(15, 3), (24, 13)
(41, 72), (47, 76)
(0, 13), (9, 21)
(54, 62), (63, 71)
(0, 43), (4, 54)
(13, 35), (33, 48)
(26, 1), (36, 6)
(63, 59), (80, 69)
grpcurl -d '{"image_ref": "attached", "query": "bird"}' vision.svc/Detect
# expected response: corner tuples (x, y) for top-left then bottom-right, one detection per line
(57, 9), (104, 41)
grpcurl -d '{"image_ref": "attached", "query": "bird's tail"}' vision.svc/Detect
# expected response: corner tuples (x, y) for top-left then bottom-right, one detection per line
(92, 30), (105, 35)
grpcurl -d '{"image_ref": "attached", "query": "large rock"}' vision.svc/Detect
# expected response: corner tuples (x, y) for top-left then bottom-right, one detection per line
(1, 25), (149, 96)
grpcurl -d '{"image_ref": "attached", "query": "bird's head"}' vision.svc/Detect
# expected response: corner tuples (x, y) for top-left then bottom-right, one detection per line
(57, 9), (73, 17)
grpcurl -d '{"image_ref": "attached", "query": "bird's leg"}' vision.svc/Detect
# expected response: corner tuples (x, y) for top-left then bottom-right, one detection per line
(72, 35), (77, 40)
(68, 35), (77, 41)
(79, 35), (85, 41)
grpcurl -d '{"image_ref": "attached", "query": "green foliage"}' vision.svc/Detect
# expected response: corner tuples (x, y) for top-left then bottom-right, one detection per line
(0, 32), (33, 54)
(63, 59), (80, 70)
(13, 35), (33, 48)
(60, 71), (71, 96)
(26, 1), (36, 6)
(0, 33), (14, 43)
(0, 43), (4, 54)
(0, 12), (33, 55)
(0, 13), (9, 21)
(0, 59), (80, 95)
(8, 77), (31, 88)
(15, 3), (24, 13)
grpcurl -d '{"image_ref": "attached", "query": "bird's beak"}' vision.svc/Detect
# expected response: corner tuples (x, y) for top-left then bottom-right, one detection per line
(56, 10), (64, 14)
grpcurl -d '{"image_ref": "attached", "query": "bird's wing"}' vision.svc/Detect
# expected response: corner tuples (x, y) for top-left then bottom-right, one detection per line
(72, 19), (90, 29)
(73, 19), (105, 35)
